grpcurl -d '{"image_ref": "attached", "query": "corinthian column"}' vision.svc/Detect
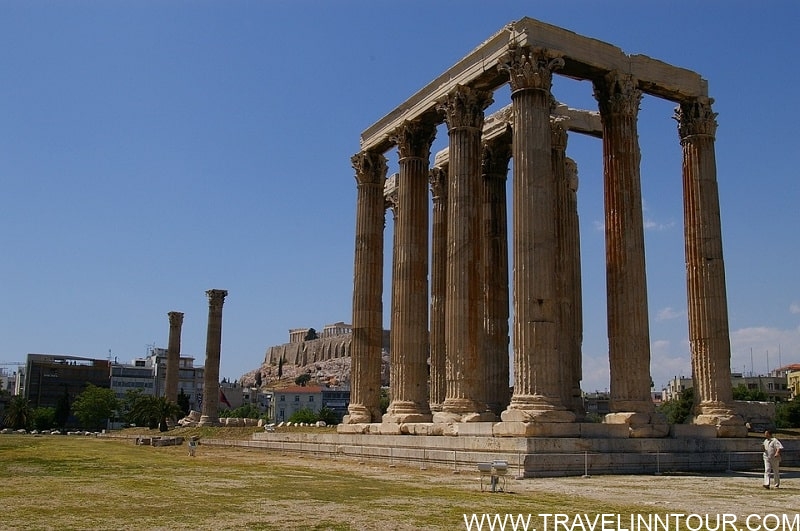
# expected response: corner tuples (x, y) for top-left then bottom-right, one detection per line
(198, 289), (227, 427)
(481, 129), (512, 416)
(552, 121), (584, 418)
(383, 120), (436, 423)
(344, 151), (387, 425)
(429, 165), (448, 412)
(434, 84), (495, 423)
(563, 157), (584, 417)
(594, 72), (664, 433)
(675, 97), (745, 437)
(499, 45), (574, 424)
(164, 311), (184, 403)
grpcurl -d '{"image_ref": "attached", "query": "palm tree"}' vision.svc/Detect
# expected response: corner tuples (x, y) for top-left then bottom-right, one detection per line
(4, 395), (32, 429)
(129, 395), (182, 432)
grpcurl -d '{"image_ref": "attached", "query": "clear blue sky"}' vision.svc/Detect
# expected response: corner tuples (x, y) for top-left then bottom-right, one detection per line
(2, 1), (798, 393)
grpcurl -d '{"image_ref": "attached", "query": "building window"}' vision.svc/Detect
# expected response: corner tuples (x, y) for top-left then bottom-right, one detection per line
(294, 395), (300, 402)
(309, 396), (314, 402)
(280, 395), (285, 402)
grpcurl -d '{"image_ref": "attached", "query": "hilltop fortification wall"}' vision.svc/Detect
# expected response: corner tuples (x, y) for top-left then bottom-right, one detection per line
(263, 331), (390, 367)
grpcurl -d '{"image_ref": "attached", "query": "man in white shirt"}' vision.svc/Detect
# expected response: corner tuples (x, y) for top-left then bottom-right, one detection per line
(763, 430), (783, 489)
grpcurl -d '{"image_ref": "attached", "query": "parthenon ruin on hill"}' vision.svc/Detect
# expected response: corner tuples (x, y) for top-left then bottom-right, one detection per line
(340, 17), (746, 438)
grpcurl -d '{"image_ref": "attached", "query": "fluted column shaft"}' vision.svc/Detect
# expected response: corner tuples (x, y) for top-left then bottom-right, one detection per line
(481, 130), (512, 416)
(500, 46), (573, 421)
(345, 151), (387, 424)
(384, 120), (436, 423)
(594, 72), (653, 415)
(438, 84), (494, 420)
(676, 98), (740, 422)
(564, 158), (584, 416)
(429, 165), (448, 412)
(552, 121), (584, 416)
(199, 289), (227, 426)
(164, 311), (184, 403)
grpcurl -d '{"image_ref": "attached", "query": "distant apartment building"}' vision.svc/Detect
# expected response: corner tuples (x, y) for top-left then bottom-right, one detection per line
(272, 385), (323, 422)
(110, 363), (155, 399)
(219, 381), (272, 414)
(321, 387), (350, 420)
(20, 353), (111, 409)
(270, 385), (350, 423)
(663, 368), (794, 402)
(0, 367), (17, 394)
(137, 348), (204, 410)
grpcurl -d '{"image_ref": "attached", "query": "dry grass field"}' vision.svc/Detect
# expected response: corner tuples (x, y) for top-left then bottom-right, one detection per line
(0, 430), (798, 530)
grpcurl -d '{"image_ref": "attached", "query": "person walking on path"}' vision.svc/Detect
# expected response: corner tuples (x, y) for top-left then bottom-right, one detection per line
(763, 430), (783, 489)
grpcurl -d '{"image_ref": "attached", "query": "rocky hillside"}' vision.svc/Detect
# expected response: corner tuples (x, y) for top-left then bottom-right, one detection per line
(239, 350), (390, 389)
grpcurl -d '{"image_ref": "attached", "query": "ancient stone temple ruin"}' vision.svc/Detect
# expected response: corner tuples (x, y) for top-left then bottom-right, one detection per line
(341, 17), (746, 438)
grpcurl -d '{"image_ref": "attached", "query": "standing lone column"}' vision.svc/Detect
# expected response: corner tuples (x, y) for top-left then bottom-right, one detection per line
(198, 289), (227, 427)
(436, 84), (495, 423)
(429, 165), (448, 412)
(481, 129), (512, 416)
(164, 311), (184, 404)
(500, 46), (574, 424)
(594, 72), (665, 434)
(384, 119), (436, 423)
(344, 151), (387, 425)
(675, 97), (745, 437)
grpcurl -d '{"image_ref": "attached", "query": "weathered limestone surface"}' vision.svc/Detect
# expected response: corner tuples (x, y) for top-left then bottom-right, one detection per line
(361, 17), (705, 153)
(345, 151), (388, 424)
(594, 72), (657, 420)
(164, 311), (184, 404)
(676, 98), (746, 437)
(199, 289), (227, 427)
(436, 85), (494, 422)
(348, 17), (743, 438)
(265, 335), (355, 366)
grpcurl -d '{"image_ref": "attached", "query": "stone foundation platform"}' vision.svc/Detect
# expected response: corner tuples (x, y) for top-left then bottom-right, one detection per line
(198, 424), (797, 477)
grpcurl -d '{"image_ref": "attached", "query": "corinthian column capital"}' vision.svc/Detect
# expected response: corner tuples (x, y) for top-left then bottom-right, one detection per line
(550, 117), (569, 153)
(675, 97), (718, 142)
(390, 119), (436, 160)
(437, 84), (493, 131)
(498, 45), (564, 93)
(206, 289), (228, 311)
(168, 311), (184, 327)
(429, 166), (448, 202)
(351, 151), (388, 186)
(593, 71), (642, 117)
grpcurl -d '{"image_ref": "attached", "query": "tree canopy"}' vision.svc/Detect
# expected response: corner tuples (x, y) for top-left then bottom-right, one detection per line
(3, 395), (32, 429)
(72, 384), (118, 430)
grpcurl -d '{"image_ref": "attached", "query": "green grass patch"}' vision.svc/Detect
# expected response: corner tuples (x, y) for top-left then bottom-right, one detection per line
(0, 433), (687, 530)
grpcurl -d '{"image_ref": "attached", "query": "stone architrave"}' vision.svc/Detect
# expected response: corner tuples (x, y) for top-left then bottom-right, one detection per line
(344, 151), (387, 424)
(594, 72), (665, 433)
(499, 45), (574, 423)
(198, 289), (227, 427)
(481, 128), (512, 416)
(428, 165), (448, 412)
(164, 311), (184, 404)
(383, 119), (436, 424)
(675, 98), (746, 437)
(436, 84), (495, 423)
